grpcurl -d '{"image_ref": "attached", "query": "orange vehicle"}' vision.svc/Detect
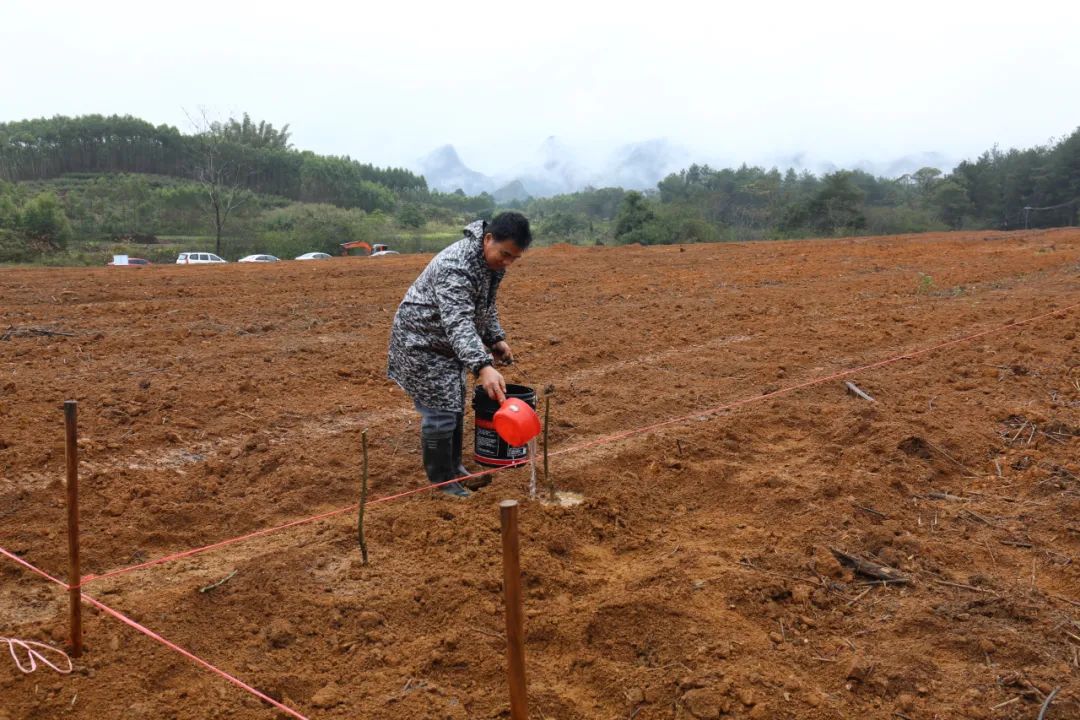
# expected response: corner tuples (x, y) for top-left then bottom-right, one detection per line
(339, 241), (397, 256)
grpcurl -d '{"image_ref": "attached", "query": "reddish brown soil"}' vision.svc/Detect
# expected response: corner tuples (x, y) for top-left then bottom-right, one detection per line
(2, 229), (1079, 720)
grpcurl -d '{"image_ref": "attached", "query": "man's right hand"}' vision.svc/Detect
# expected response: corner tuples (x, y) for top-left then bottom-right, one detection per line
(478, 365), (507, 403)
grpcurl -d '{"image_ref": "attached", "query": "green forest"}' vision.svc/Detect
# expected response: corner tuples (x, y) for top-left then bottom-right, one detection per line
(1, 113), (1078, 264)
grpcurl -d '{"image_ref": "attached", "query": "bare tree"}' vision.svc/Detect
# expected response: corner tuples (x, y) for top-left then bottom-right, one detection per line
(184, 108), (255, 256)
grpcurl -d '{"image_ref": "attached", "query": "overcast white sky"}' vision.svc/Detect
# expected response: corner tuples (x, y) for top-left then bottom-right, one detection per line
(3, 0), (1079, 176)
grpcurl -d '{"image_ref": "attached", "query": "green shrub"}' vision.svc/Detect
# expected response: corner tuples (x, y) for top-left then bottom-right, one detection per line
(20, 192), (73, 249)
(257, 203), (389, 255)
(0, 228), (33, 262)
(864, 206), (946, 235)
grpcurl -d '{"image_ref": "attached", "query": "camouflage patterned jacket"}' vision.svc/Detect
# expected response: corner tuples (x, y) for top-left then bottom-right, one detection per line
(387, 220), (506, 411)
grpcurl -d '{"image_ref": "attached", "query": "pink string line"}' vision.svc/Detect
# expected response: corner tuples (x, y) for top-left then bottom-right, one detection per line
(0, 544), (310, 720)
(68, 297), (1080, 586)
(81, 463), (529, 586)
(81, 593), (310, 720)
(547, 299), (1080, 459)
(1, 637), (73, 674)
(0, 545), (67, 588)
(0, 299), (1076, 720)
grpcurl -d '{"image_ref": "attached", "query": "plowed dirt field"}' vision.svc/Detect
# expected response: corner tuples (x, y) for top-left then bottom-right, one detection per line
(2, 229), (1079, 720)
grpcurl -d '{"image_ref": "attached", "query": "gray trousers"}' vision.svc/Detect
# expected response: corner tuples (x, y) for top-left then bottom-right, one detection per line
(413, 399), (459, 434)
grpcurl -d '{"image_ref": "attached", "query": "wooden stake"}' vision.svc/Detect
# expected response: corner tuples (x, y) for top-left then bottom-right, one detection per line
(500, 500), (528, 720)
(358, 429), (369, 565)
(543, 396), (554, 502)
(64, 400), (83, 658)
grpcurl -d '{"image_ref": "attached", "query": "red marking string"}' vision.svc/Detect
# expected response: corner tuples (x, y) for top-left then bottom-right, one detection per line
(548, 300), (1080, 459)
(81, 469), (526, 585)
(1, 298), (1076, 720)
(0, 544), (310, 720)
(0, 545), (67, 588)
(82, 594), (310, 720)
(82, 505), (360, 584)
(1, 637), (73, 675)
(73, 297), (1079, 586)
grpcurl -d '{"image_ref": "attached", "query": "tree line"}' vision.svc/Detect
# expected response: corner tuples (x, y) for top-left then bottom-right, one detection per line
(0, 114), (427, 206)
(520, 126), (1080, 245)
(0, 113), (474, 260)
(2, 112), (1078, 262)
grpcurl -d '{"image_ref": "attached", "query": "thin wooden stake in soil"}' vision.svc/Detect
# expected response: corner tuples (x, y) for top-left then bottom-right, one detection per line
(199, 570), (237, 594)
(500, 499), (529, 720)
(358, 429), (369, 565)
(64, 401), (83, 658)
(544, 396), (555, 502)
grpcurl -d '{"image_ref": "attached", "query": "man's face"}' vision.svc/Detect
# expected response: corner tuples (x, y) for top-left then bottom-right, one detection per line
(482, 234), (525, 271)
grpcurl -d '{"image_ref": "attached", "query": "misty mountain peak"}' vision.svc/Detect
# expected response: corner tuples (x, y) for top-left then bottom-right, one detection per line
(416, 138), (957, 198)
(419, 144), (491, 195)
(608, 138), (691, 190)
(422, 144), (467, 173)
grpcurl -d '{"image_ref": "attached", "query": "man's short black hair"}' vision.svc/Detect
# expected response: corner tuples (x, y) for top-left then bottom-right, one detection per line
(486, 212), (532, 249)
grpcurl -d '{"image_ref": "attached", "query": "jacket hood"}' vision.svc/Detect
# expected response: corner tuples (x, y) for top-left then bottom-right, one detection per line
(463, 219), (486, 241)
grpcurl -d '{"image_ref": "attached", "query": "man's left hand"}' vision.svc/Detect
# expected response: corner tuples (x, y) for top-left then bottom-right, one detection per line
(491, 340), (514, 366)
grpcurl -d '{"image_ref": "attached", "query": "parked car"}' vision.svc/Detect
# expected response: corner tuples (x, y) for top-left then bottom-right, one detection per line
(295, 252), (332, 260)
(238, 254), (280, 263)
(107, 257), (152, 267)
(176, 252), (226, 264)
(370, 249), (399, 257)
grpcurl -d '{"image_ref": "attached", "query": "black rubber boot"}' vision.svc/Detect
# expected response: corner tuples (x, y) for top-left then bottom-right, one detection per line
(422, 429), (471, 498)
(454, 413), (492, 492)
(451, 412), (469, 477)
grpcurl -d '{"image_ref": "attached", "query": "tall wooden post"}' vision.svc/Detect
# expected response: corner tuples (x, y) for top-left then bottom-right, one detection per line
(64, 400), (83, 658)
(543, 396), (554, 501)
(357, 429), (369, 565)
(500, 499), (528, 720)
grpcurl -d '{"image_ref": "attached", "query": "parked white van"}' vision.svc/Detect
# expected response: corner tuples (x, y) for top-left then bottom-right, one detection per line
(176, 252), (227, 264)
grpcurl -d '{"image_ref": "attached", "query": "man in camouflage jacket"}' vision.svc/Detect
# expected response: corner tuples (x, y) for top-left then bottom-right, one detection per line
(387, 212), (533, 497)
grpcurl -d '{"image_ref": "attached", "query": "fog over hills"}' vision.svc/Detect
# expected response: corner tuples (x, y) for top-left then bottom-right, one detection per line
(418, 138), (959, 199)
(418, 145), (492, 196)
(418, 137), (691, 199)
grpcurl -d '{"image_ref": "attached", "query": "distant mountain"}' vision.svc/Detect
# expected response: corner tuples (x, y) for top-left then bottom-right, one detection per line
(604, 139), (691, 190)
(511, 136), (588, 197)
(417, 137), (692, 199)
(419, 145), (493, 195)
(417, 141), (959, 199)
(492, 179), (531, 204)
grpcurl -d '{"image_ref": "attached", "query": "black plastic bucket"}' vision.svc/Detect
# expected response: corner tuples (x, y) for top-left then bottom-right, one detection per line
(473, 384), (537, 467)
